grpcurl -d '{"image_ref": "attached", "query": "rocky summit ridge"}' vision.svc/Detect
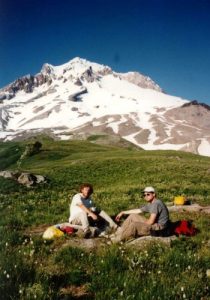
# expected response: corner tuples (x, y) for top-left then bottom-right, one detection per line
(0, 57), (210, 156)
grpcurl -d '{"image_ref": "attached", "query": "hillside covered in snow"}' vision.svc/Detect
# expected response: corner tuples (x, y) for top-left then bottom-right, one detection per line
(0, 57), (210, 156)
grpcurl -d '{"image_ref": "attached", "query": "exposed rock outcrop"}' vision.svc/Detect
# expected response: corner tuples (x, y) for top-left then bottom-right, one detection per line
(118, 71), (163, 92)
(0, 73), (52, 100)
(167, 203), (210, 214)
(0, 170), (47, 187)
(182, 100), (210, 111)
(126, 235), (177, 248)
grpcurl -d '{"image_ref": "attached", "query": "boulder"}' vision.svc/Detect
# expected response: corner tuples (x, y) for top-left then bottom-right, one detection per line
(202, 207), (210, 214)
(0, 170), (14, 178)
(17, 173), (37, 187)
(0, 170), (46, 186)
(125, 235), (177, 248)
(167, 204), (210, 214)
(0, 170), (20, 179)
(62, 238), (101, 250)
(35, 174), (46, 184)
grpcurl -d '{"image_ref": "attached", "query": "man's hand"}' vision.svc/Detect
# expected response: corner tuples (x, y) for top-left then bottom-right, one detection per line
(89, 212), (98, 220)
(115, 211), (124, 222)
(146, 213), (157, 225)
(78, 203), (98, 220)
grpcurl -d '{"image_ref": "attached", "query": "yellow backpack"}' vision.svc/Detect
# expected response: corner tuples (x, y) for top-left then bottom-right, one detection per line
(174, 196), (186, 205)
(42, 226), (64, 240)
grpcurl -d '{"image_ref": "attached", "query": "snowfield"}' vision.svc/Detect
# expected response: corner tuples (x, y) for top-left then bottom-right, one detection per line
(0, 57), (210, 156)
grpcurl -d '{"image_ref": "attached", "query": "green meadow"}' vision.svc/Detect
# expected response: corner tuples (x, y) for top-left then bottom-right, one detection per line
(0, 136), (210, 299)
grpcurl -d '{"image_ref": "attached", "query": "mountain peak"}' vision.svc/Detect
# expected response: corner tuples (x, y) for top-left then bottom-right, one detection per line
(0, 57), (164, 99)
(70, 56), (89, 64)
(57, 57), (112, 74)
(1, 56), (210, 156)
(41, 63), (55, 75)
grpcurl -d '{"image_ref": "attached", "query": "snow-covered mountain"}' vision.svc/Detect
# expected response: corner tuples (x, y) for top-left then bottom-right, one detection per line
(0, 57), (210, 156)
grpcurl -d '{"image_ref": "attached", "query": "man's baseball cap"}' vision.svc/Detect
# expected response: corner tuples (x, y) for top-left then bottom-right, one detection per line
(143, 186), (156, 193)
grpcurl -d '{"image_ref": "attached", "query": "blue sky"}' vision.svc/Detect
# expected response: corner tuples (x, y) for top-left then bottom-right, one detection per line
(1, 0), (210, 104)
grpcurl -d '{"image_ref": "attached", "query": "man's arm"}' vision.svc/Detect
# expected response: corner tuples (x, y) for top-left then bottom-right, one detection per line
(78, 203), (98, 220)
(115, 208), (142, 221)
(145, 213), (157, 225)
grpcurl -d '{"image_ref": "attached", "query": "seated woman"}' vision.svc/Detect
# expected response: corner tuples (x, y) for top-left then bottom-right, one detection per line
(113, 186), (170, 242)
(69, 183), (117, 237)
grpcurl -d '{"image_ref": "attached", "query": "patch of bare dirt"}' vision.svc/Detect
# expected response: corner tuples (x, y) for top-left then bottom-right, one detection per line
(25, 224), (51, 235)
(134, 129), (150, 144)
(59, 284), (92, 298)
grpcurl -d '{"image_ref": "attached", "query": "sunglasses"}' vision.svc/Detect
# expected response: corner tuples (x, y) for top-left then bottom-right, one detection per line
(143, 192), (153, 196)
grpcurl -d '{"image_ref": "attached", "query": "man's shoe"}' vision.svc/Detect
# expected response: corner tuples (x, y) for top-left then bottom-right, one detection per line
(91, 227), (100, 237)
(98, 230), (109, 238)
(83, 229), (92, 239)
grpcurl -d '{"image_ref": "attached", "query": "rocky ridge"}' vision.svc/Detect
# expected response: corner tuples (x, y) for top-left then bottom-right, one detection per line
(0, 57), (210, 156)
(0, 58), (162, 102)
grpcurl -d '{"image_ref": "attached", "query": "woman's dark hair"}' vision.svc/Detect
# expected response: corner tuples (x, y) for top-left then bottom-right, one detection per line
(79, 183), (93, 196)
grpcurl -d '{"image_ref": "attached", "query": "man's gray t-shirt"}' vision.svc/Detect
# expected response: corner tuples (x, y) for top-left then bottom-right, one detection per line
(140, 199), (169, 226)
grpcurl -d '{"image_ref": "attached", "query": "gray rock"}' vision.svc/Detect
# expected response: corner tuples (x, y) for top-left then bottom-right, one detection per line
(60, 236), (110, 251)
(125, 235), (177, 248)
(74, 78), (83, 86)
(0, 170), (20, 179)
(15, 172), (46, 187)
(0, 171), (14, 178)
(17, 173), (37, 187)
(0, 93), (6, 101)
(6, 93), (15, 100)
(167, 204), (210, 214)
(71, 107), (78, 111)
(202, 207), (210, 214)
(35, 175), (46, 184)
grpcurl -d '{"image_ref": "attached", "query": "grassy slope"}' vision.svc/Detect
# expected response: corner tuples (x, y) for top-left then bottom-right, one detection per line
(0, 137), (210, 299)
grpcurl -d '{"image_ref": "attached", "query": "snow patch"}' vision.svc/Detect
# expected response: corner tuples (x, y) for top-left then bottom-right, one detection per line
(198, 139), (210, 156)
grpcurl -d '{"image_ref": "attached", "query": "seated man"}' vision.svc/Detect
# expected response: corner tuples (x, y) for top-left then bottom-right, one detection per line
(69, 183), (117, 237)
(113, 186), (170, 242)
